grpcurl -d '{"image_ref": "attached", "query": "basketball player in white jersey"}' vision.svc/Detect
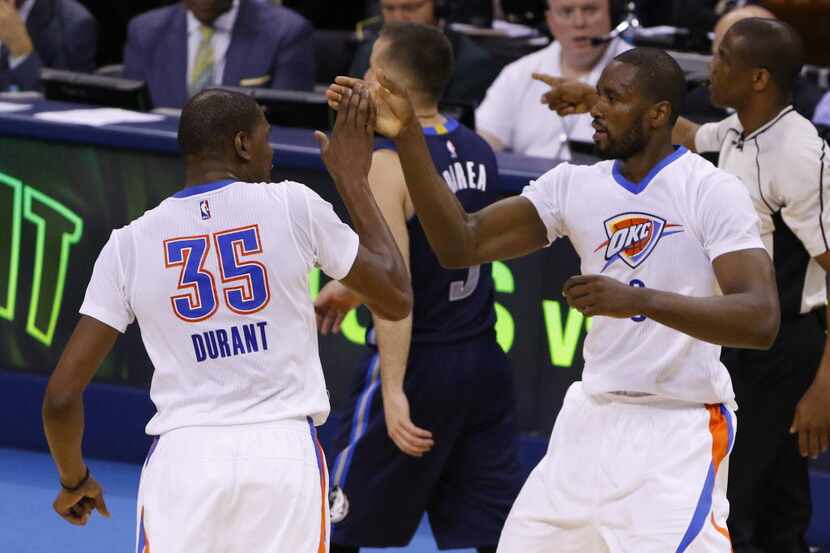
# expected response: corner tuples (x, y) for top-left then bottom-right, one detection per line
(41, 87), (412, 553)
(327, 47), (780, 552)
(535, 17), (830, 551)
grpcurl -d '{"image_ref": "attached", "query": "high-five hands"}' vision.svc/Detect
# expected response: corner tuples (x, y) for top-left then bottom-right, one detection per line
(325, 72), (416, 138)
(315, 81), (377, 183)
(532, 73), (599, 117)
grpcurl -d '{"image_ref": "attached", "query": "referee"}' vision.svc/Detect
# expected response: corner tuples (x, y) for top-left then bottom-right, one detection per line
(676, 18), (830, 553)
(536, 15), (830, 553)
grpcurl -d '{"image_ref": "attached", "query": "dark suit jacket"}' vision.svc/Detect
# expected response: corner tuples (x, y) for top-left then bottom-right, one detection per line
(0, 0), (97, 92)
(124, 0), (314, 109)
(349, 30), (499, 105)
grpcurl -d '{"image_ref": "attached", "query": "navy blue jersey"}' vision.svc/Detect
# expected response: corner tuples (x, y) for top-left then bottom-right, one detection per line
(372, 118), (504, 345)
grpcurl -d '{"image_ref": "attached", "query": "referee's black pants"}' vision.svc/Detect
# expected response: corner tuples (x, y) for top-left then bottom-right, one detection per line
(723, 308), (826, 553)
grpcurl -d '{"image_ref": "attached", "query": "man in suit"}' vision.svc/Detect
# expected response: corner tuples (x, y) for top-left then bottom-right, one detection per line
(0, 0), (97, 92)
(124, 0), (314, 109)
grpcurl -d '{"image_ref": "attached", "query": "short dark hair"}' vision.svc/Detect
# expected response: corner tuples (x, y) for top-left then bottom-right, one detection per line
(727, 17), (804, 95)
(377, 22), (454, 102)
(178, 89), (263, 158)
(613, 47), (686, 124)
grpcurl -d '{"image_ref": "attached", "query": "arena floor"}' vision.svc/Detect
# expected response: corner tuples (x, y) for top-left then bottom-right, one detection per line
(0, 447), (472, 553)
(3, 445), (828, 552)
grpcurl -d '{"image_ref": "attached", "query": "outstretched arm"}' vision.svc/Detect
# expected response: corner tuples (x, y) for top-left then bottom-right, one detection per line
(326, 75), (549, 269)
(393, 124), (548, 268)
(316, 86), (412, 320)
(563, 248), (780, 349)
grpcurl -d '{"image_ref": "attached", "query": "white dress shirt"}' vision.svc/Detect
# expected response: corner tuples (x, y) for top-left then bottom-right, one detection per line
(475, 38), (630, 160)
(186, 0), (240, 88)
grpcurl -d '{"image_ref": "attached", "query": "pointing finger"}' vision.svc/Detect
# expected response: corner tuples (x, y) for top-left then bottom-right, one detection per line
(532, 73), (565, 87)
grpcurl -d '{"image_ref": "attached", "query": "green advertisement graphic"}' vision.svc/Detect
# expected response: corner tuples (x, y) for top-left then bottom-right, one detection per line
(543, 299), (589, 368)
(0, 173), (22, 321)
(0, 172), (84, 347)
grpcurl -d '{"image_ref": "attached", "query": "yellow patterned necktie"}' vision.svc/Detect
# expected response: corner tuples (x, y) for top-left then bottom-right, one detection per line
(189, 25), (215, 97)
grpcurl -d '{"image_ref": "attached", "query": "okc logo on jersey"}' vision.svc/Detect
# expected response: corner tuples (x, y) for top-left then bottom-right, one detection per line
(595, 212), (683, 272)
(200, 200), (211, 220)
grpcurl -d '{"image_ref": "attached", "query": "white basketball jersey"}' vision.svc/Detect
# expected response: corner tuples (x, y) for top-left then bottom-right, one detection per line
(522, 147), (764, 403)
(80, 180), (359, 435)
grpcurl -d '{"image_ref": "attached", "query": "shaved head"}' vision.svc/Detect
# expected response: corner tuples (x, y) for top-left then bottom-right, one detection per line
(613, 47), (686, 124)
(178, 89), (263, 158)
(712, 5), (775, 53)
(725, 17), (804, 95)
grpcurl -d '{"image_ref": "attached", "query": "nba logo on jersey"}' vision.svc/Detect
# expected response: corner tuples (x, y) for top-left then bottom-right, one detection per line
(446, 140), (458, 159)
(598, 212), (683, 271)
(200, 200), (211, 220)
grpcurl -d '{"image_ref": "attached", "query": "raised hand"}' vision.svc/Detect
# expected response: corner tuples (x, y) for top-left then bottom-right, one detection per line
(532, 73), (599, 117)
(314, 280), (361, 335)
(315, 82), (376, 183)
(325, 73), (415, 138)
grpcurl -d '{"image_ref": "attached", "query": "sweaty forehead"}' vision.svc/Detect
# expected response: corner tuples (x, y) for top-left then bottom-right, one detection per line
(598, 62), (640, 95)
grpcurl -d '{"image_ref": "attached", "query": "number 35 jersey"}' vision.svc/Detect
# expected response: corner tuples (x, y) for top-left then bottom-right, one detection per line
(80, 180), (359, 435)
(522, 147), (765, 404)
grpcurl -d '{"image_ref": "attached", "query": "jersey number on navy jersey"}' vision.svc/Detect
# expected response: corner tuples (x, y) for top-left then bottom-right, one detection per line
(449, 265), (480, 302)
(163, 224), (272, 322)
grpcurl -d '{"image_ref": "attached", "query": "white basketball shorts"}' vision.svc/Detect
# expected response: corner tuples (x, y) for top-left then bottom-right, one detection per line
(135, 417), (329, 553)
(497, 382), (735, 553)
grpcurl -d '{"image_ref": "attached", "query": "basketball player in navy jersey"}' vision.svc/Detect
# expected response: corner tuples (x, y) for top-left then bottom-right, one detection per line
(314, 22), (522, 553)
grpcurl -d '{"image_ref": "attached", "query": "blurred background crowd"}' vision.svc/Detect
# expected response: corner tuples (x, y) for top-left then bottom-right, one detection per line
(2, 0), (829, 158)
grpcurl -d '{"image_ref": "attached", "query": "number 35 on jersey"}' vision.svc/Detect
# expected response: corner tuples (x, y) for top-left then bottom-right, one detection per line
(163, 224), (271, 322)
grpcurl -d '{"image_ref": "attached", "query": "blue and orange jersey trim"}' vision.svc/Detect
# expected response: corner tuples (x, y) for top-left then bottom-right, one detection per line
(675, 404), (734, 553)
(308, 419), (329, 553)
(136, 506), (150, 553)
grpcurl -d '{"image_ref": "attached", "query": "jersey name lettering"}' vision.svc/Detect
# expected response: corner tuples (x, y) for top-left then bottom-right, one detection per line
(442, 162), (487, 193)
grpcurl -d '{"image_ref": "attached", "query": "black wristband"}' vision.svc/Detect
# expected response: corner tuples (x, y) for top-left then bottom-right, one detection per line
(61, 466), (90, 492)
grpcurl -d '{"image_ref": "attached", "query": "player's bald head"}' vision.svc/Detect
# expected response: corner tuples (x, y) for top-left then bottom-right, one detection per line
(178, 89), (264, 158)
(724, 17), (804, 95)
